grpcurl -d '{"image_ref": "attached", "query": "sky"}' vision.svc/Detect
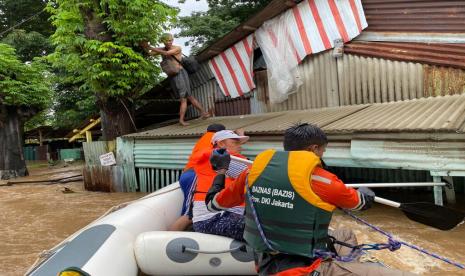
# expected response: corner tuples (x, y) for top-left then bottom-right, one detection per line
(161, 0), (209, 55)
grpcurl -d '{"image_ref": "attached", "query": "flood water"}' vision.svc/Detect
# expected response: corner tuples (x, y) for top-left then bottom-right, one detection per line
(0, 165), (464, 275)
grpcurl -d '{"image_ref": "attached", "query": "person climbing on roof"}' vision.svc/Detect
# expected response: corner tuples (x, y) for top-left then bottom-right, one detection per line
(141, 33), (209, 126)
(168, 123), (226, 231)
(206, 123), (414, 276)
(191, 129), (250, 240)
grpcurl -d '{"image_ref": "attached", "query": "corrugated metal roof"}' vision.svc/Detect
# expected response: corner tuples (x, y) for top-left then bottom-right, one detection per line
(126, 93), (465, 139)
(126, 112), (284, 139)
(345, 41), (465, 69)
(197, 0), (465, 63)
(362, 0), (465, 33)
(324, 93), (465, 133)
(249, 105), (370, 134)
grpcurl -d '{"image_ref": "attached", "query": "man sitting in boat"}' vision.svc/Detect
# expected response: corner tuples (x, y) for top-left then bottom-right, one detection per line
(169, 123), (226, 231)
(191, 130), (250, 240)
(206, 123), (414, 275)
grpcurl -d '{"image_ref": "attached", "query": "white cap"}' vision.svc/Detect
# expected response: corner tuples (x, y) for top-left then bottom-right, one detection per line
(211, 130), (249, 145)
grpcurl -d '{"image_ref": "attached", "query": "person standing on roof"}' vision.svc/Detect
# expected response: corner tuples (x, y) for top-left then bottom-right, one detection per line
(206, 123), (413, 275)
(141, 33), (209, 126)
(191, 130), (250, 240)
(168, 123), (226, 231)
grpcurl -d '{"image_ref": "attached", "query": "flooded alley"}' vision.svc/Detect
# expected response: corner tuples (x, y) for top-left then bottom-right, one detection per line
(0, 164), (463, 275)
(0, 164), (143, 276)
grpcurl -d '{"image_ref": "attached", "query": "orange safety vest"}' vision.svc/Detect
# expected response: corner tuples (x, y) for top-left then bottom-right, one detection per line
(193, 148), (246, 202)
(184, 132), (215, 171)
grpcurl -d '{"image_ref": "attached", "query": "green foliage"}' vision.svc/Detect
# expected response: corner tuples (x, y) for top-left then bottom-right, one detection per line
(46, 0), (177, 100)
(1, 29), (54, 62)
(52, 75), (97, 129)
(177, 0), (272, 53)
(0, 0), (53, 37)
(0, 43), (51, 109)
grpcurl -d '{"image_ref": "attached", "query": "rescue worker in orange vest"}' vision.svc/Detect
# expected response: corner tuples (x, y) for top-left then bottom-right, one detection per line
(206, 123), (413, 276)
(191, 130), (250, 240)
(168, 123), (226, 231)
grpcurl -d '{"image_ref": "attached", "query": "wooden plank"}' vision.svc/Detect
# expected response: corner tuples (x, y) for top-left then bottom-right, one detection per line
(116, 137), (137, 192)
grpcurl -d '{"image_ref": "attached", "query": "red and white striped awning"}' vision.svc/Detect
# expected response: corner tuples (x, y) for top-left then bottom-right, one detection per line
(208, 35), (255, 98)
(209, 0), (367, 99)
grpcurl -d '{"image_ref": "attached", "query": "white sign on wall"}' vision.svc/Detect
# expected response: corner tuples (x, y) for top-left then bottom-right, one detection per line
(99, 152), (116, 166)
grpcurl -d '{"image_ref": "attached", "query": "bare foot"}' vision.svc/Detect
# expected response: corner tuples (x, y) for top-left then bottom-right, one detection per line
(179, 120), (190, 126)
(201, 112), (211, 119)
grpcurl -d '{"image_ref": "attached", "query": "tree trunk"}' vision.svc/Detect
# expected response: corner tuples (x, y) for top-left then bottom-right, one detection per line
(0, 105), (28, 179)
(99, 97), (136, 141)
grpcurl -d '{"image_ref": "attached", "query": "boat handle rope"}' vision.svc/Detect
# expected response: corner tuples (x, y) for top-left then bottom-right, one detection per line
(342, 209), (465, 269)
(182, 245), (245, 254)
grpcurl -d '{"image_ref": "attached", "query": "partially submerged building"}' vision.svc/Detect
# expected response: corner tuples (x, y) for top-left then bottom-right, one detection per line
(111, 0), (465, 204)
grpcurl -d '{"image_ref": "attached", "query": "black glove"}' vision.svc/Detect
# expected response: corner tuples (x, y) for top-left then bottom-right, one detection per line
(205, 174), (225, 211)
(358, 187), (375, 211)
(210, 148), (231, 171)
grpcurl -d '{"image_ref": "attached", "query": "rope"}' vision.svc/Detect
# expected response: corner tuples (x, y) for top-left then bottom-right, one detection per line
(313, 236), (401, 262)
(245, 180), (277, 252)
(341, 209), (465, 270)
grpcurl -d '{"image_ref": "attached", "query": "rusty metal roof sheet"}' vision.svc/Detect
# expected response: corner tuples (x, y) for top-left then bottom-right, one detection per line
(324, 93), (465, 133)
(197, 0), (465, 63)
(362, 0), (465, 33)
(345, 41), (465, 69)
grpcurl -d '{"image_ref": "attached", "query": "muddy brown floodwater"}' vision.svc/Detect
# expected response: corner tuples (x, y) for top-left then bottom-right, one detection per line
(0, 164), (464, 276)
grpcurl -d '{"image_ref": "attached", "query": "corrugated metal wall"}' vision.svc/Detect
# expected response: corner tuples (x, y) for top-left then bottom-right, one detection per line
(186, 79), (217, 119)
(215, 97), (251, 116)
(337, 54), (424, 105)
(132, 140), (284, 191)
(423, 66), (465, 96)
(259, 51), (465, 110)
(362, 0), (465, 33)
(267, 51), (340, 112)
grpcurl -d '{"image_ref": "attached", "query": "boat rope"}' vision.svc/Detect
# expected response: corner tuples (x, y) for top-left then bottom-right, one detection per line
(342, 209), (465, 269)
(313, 234), (401, 262)
(183, 244), (245, 254)
(245, 181), (278, 252)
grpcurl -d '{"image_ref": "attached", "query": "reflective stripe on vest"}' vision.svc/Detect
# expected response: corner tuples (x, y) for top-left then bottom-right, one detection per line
(244, 149), (335, 258)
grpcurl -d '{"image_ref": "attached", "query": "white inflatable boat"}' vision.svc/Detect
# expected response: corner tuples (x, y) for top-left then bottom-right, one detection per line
(26, 183), (256, 276)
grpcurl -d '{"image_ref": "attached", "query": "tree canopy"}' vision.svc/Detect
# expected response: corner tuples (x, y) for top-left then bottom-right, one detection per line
(46, 0), (178, 139)
(46, 0), (177, 100)
(177, 0), (272, 53)
(0, 0), (53, 37)
(1, 29), (53, 62)
(0, 43), (51, 110)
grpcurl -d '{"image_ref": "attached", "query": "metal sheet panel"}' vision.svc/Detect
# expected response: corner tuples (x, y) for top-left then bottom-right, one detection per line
(345, 42), (465, 69)
(189, 62), (215, 89)
(362, 0), (465, 33)
(349, 139), (465, 172)
(324, 93), (465, 133)
(186, 80), (217, 119)
(268, 51), (340, 112)
(250, 105), (370, 134)
(337, 54), (425, 105)
(127, 112), (283, 139)
(215, 97), (251, 116)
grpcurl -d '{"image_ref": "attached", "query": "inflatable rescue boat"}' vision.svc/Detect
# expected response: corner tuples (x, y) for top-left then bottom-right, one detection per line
(26, 183), (256, 276)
